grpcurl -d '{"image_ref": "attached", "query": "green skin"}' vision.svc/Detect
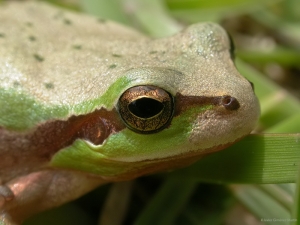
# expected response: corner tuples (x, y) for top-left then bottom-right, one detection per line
(0, 2), (260, 224)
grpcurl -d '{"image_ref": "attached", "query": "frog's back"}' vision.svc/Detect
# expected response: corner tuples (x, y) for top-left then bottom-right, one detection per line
(0, 2), (143, 48)
(0, 1), (146, 106)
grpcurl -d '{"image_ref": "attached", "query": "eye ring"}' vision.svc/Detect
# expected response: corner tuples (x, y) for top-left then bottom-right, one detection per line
(117, 85), (174, 134)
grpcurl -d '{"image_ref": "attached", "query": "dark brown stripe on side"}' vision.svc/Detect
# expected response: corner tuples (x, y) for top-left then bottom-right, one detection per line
(34, 93), (239, 157)
(29, 108), (125, 160)
(15, 94), (239, 160)
(174, 93), (240, 116)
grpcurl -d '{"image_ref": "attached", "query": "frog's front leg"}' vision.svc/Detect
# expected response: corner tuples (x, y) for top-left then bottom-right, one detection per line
(0, 169), (104, 224)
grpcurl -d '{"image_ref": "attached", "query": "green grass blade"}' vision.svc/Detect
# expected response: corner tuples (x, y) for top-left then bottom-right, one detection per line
(236, 59), (300, 129)
(123, 0), (182, 37)
(170, 134), (300, 184)
(231, 185), (291, 224)
(237, 47), (300, 67)
(266, 114), (300, 133)
(291, 167), (300, 225)
(236, 59), (281, 99)
(166, 0), (282, 23)
(134, 178), (197, 225)
(80, 0), (131, 25)
(251, 10), (300, 49)
(259, 184), (294, 211)
(165, 0), (281, 9)
(81, 0), (181, 37)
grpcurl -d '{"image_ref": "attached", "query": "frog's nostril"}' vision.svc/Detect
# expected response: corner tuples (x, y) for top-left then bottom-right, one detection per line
(221, 96), (240, 110)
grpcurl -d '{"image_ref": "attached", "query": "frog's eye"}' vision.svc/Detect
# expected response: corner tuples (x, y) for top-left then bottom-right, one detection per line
(117, 85), (174, 134)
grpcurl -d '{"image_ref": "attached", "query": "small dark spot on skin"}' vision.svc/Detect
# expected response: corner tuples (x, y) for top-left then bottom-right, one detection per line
(44, 83), (54, 89)
(0, 33), (5, 38)
(13, 81), (20, 87)
(97, 18), (106, 23)
(109, 64), (117, 69)
(28, 36), (36, 41)
(33, 54), (44, 62)
(149, 51), (157, 54)
(72, 45), (82, 50)
(64, 19), (72, 25)
(112, 54), (122, 58)
(25, 22), (33, 27)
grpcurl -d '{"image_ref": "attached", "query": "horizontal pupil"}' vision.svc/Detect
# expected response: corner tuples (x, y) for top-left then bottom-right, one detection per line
(128, 97), (163, 118)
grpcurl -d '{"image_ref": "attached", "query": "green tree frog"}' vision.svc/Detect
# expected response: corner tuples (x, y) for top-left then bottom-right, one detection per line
(0, 1), (260, 224)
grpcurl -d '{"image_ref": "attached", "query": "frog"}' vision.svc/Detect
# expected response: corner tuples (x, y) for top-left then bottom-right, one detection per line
(0, 1), (260, 224)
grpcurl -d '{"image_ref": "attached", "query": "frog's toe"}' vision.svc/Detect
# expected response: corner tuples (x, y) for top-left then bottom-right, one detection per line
(0, 185), (14, 208)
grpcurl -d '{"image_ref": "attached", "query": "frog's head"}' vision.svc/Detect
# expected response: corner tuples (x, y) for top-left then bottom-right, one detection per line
(51, 23), (260, 179)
